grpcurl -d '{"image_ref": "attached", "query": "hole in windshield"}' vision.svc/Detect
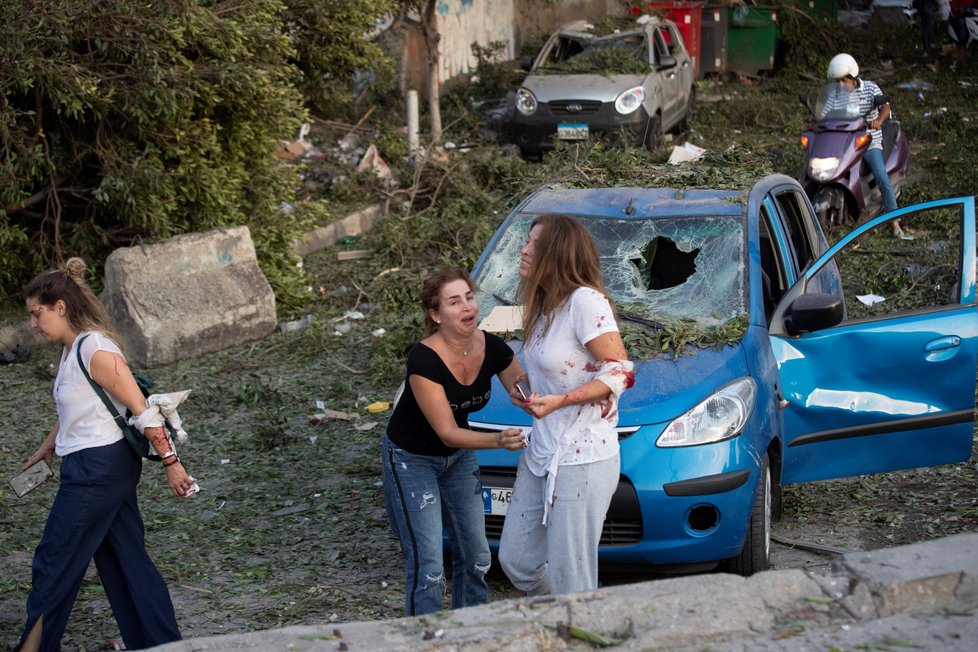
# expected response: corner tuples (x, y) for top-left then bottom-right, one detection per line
(630, 236), (701, 290)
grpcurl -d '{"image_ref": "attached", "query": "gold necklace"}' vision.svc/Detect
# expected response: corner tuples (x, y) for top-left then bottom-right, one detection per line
(440, 332), (470, 357)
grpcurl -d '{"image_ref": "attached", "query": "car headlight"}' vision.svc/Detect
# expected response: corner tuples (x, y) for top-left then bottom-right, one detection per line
(809, 157), (840, 182)
(515, 88), (537, 116)
(656, 377), (757, 447)
(614, 86), (645, 115)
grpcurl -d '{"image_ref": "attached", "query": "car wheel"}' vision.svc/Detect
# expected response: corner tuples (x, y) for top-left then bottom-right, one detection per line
(725, 453), (771, 576)
(644, 113), (663, 151)
(771, 481), (783, 523)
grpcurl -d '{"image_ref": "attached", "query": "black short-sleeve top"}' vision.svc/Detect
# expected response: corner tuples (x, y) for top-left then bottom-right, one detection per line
(386, 331), (514, 456)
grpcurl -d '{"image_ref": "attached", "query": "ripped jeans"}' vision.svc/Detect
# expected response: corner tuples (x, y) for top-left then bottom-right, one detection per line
(381, 435), (491, 615)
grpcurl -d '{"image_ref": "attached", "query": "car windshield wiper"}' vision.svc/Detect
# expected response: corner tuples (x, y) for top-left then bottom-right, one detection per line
(619, 310), (664, 330)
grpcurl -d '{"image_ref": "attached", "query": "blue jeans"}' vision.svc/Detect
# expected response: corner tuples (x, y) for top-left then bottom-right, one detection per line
(864, 146), (898, 213)
(381, 435), (491, 615)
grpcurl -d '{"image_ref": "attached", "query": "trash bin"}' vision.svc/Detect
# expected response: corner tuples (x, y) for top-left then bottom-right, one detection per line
(700, 5), (728, 77)
(641, 2), (704, 78)
(726, 6), (778, 75)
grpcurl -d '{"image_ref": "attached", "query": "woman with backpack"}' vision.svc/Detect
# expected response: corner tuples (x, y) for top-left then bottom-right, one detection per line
(17, 257), (196, 651)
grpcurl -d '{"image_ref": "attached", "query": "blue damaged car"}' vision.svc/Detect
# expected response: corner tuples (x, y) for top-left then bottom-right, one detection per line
(469, 174), (977, 574)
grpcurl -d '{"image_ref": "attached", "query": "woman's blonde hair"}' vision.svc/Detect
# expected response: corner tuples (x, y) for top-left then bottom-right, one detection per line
(517, 214), (615, 341)
(24, 257), (124, 348)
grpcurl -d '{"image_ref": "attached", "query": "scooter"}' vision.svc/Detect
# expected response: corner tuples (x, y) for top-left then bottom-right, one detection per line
(798, 82), (909, 231)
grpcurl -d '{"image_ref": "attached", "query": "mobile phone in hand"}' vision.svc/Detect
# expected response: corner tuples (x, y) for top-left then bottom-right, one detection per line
(514, 379), (532, 402)
(9, 459), (53, 498)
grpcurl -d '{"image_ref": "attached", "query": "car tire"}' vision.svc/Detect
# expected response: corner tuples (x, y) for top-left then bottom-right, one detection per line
(725, 453), (771, 576)
(644, 113), (663, 151)
(771, 481), (783, 523)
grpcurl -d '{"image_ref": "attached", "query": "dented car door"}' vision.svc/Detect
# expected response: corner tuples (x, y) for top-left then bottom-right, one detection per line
(770, 197), (978, 484)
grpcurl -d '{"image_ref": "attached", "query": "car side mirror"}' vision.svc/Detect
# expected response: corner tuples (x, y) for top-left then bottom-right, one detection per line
(783, 292), (844, 336)
(520, 55), (534, 71)
(658, 54), (677, 70)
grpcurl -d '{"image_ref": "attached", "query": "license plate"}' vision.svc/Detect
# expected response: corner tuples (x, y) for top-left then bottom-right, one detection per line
(557, 123), (588, 140)
(483, 486), (512, 516)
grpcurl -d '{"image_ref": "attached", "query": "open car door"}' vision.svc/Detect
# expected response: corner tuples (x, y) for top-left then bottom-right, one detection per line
(769, 197), (977, 484)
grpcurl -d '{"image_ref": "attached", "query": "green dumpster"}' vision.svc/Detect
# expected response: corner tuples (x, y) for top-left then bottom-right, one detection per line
(726, 6), (778, 75)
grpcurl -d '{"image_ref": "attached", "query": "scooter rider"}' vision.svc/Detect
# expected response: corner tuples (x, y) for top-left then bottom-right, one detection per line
(822, 53), (910, 239)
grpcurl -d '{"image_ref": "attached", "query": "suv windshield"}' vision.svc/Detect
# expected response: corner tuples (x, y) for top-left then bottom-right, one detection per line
(474, 213), (746, 328)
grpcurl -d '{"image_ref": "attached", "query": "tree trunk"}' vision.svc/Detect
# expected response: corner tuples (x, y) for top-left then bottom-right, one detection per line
(422, 1), (442, 143)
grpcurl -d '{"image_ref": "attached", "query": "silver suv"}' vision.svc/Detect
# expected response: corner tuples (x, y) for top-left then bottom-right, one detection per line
(510, 15), (694, 158)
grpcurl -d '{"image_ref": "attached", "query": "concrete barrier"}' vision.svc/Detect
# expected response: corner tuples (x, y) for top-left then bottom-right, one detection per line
(152, 533), (978, 651)
(0, 320), (42, 363)
(294, 204), (383, 257)
(102, 226), (276, 367)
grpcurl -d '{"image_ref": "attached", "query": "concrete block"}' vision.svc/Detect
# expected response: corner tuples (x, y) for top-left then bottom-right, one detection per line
(102, 226), (276, 367)
(839, 533), (978, 617)
(294, 204), (383, 257)
(0, 319), (43, 363)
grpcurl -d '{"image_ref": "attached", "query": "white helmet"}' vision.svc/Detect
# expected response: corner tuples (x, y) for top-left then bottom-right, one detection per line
(827, 53), (859, 80)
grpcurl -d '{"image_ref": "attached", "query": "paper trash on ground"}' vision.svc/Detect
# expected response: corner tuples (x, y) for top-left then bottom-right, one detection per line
(668, 142), (707, 165)
(857, 294), (886, 306)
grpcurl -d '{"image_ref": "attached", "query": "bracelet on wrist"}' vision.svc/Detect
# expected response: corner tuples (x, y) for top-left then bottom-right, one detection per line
(162, 456), (181, 468)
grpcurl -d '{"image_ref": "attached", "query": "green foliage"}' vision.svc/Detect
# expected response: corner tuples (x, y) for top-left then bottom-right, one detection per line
(367, 314), (423, 388)
(520, 29), (552, 59)
(284, 0), (398, 118)
(543, 44), (651, 76)
(468, 40), (526, 100)
(0, 0), (310, 307)
(620, 314), (749, 360)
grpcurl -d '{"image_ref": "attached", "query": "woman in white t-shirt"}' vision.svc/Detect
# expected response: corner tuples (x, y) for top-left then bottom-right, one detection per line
(17, 258), (195, 652)
(498, 214), (634, 595)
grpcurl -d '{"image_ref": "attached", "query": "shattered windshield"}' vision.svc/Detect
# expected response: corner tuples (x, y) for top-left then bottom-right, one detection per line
(475, 213), (746, 328)
(815, 82), (866, 121)
(535, 32), (650, 75)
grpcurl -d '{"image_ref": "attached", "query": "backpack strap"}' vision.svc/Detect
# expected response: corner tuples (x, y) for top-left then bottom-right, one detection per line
(75, 334), (155, 460)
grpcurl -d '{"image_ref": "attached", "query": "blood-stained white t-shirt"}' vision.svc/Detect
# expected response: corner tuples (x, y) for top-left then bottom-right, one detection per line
(521, 287), (632, 481)
(53, 331), (127, 456)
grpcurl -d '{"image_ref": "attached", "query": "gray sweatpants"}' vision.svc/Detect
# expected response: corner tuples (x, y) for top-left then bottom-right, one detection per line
(498, 453), (619, 595)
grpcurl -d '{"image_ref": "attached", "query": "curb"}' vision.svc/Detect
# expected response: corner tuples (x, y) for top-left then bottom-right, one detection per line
(153, 533), (978, 651)
(294, 205), (384, 257)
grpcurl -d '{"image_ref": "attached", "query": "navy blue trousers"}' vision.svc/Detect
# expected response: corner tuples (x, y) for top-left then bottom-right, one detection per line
(17, 439), (180, 651)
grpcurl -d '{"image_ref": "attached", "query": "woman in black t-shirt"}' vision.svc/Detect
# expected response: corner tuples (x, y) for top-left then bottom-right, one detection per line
(382, 269), (527, 616)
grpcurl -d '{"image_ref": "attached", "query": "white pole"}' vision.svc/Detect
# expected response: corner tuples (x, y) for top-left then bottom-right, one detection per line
(406, 90), (420, 163)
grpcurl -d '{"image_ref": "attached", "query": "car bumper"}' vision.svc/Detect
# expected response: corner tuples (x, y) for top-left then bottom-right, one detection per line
(479, 428), (764, 570)
(510, 103), (651, 154)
